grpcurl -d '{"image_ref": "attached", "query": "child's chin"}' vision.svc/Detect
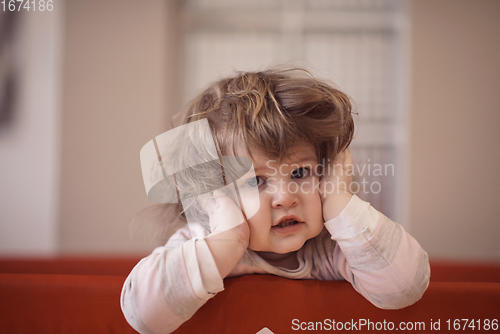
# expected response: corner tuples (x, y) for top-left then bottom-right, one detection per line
(251, 241), (305, 254)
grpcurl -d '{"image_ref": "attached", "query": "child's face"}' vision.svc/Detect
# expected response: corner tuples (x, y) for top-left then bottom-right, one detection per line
(236, 142), (324, 254)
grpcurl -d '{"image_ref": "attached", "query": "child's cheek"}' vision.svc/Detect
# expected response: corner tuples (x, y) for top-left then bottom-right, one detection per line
(299, 175), (319, 193)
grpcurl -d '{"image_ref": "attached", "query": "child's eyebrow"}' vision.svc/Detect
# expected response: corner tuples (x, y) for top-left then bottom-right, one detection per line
(276, 153), (319, 168)
(289, 151), (318, 164)
(251, 150), (318, 174)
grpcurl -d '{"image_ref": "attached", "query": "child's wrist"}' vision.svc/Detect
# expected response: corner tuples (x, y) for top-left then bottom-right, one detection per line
(206, 227), (249, 279)
(208, 226), (249, 248)
(322, 192), (353, 222)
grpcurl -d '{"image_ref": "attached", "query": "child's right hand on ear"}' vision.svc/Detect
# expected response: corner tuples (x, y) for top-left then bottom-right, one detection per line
(200, 188), (250, 278)
(200, 188), (250, 246)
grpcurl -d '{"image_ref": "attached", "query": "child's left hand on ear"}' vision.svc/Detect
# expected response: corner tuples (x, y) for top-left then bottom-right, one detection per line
(319, 148), (354, 221)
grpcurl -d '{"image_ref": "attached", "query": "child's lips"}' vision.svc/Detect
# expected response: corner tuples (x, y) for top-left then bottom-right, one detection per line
(271, 221), (305, 234)
(273, 215), (302, 227)
(272, 215), (304, 233)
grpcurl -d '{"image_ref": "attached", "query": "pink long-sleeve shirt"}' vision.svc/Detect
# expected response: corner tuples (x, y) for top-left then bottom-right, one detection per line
(121, 195), (430, 334)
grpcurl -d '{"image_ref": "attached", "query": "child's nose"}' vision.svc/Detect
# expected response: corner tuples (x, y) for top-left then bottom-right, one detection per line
(271, 183), (299, 208)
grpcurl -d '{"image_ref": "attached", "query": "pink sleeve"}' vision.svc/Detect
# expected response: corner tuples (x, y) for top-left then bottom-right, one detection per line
(121, 225), (223, 334)
(324, 195), (430, 309)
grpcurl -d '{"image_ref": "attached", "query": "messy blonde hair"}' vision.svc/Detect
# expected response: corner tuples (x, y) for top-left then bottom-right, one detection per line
(185, 68), (354, 164)
(135, 68), (355, 244)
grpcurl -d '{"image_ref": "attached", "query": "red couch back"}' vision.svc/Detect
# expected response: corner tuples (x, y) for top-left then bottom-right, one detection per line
(1, 257), (499, 333)
(2, 257), (500, 281)
(0, 273), (137, 334)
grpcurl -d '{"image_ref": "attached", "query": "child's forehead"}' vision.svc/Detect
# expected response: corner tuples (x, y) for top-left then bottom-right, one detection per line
(235, 141), (318, 166)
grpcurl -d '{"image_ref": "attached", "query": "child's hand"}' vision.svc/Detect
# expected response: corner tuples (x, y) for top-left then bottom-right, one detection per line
(201, 188), (250, 278)
(200, 188), (250, 247)
(319, 148), (354, 221)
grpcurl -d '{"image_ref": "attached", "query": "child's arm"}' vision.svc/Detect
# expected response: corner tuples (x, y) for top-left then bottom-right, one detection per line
(319, 149), (430, 309)
(121, 190), (248, 334)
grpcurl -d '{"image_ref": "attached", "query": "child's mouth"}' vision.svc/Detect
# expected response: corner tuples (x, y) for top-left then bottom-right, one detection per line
(275, 220), (300, 228)
(272, 217), (304, 233)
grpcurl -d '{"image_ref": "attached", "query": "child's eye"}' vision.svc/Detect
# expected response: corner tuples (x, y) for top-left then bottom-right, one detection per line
(291, 167), (310, 179)
(246, 176), (265, 188)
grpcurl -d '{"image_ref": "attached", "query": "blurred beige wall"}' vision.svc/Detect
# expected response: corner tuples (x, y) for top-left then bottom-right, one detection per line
(57, 0), (500, 259)
(60, 0), (179, 254)
(0, 7), (62, 255)
(409, 0), (500, 260)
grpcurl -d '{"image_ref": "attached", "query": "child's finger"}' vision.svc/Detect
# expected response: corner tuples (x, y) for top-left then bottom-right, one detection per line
(208, 188), (246, 235)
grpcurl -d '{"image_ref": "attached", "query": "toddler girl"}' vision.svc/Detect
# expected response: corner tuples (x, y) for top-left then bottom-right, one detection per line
(121, 68), (430, 334)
